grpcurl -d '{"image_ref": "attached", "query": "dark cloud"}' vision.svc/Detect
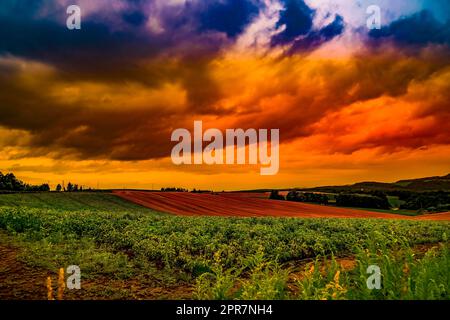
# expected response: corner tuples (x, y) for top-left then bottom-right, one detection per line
(271, 0), (314, 45)
(271, 1), (344, 52)
(0, 1), (233, 116)
(155, 0), (261, 38)
(369, 10), (450, 46)
(0, 10), (166, 77)
(0, 0), (261, 113)
(0, 0), (46, 17)
(0, 1), (243, 73)
(196, 0), (260, 37)
(289, 14), (344, 53)
(0, 0), (343, 83)
(0, 0), (449, 163)
(122, 10), (148, 26)
(0, 61), (183, 161)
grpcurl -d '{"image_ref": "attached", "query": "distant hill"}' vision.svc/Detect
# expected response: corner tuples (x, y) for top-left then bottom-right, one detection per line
(301, 174), (450, 193)
(394, 174), (450, 191)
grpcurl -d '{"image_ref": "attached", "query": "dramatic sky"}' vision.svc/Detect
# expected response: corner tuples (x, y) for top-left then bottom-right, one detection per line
(0, 0), (449, 190)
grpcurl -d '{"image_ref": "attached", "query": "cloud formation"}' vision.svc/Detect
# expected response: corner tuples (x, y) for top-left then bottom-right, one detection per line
(369, 10), (450, 46)
(0, 0), (449, 188)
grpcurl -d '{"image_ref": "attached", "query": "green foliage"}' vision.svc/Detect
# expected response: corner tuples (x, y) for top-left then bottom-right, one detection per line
(297, 236), (450, 300)
(387, 196), (404, 208)
(195, 248), (289, 300)
(297, 257), (347, 300)
(400, 191), (450, 212)
(336, 193), (391, 210)
(0, 205), (448, 272)
(0, 172), (49, 192)
(0, 200), (449, 300)
(286, 191), (329, 204)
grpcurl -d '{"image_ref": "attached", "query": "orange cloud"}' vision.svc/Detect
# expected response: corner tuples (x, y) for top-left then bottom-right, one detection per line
(0, 43), (449, 189)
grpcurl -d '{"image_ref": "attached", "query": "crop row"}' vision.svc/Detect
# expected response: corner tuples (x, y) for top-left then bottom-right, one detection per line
(1, 206), (448, 274)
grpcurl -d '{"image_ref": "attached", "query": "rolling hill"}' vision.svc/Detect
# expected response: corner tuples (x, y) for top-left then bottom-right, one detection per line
(301, 174), (450, 193)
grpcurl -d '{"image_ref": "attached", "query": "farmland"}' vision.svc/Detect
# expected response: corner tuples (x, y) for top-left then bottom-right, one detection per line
(0, 192), (449, 300)
(0, 192), (161, 214)
(114, 191), (450, 220)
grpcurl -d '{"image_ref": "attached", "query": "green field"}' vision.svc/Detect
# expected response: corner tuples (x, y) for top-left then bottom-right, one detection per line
(0, 193), (449, 300)
(0, 192), (161, 214)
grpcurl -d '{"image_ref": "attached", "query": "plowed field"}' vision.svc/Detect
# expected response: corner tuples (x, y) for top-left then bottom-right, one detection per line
(113, 191), (449, 220)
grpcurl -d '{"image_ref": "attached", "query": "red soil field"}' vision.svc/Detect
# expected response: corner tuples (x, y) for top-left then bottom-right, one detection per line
(113, 191), (450, 220)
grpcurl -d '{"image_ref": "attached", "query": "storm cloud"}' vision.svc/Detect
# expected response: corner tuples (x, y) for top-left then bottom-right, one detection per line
(0, 0), (449, 165)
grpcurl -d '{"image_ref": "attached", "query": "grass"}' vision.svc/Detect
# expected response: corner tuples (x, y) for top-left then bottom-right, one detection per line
(343, 206), (420, 216)
(387, 196), (406, 209)
(0, 192), (163, 214)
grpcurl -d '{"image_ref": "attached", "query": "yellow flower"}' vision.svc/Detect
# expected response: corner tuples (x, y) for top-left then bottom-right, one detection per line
(57, 268), (65, 300)
(308, 265), (315, 274)
(46, 276), (54, 300)
(333, 271), (340, 283)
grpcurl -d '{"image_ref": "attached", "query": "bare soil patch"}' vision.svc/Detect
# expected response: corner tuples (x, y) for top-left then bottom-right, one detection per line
(0, 234), (193, 300)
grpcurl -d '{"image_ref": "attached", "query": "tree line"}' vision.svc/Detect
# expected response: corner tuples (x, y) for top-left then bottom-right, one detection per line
(160, 187), (213, 193)
(55, 182), (91, 192)
(0, 171), (93, 193)
(0, 172), (50, 192)
(400, 191), (450, 212)
(269, 190), (390, 209)
(269, 189), (449, 212)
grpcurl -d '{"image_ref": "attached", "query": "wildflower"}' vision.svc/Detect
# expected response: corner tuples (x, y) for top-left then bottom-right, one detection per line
(309, 265), (315, 273)
(333, 271), (340, 283)
(57, 268), (65, 300)
(46, 276), (54, 300)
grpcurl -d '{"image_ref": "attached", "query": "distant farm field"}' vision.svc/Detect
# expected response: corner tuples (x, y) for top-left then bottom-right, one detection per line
(0, 192), (449, 300)
(0, 192), (161, 214)
(114, 191), (450, 220)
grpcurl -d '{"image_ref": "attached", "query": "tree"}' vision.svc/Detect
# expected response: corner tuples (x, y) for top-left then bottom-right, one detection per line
(286, 191), (328, 204)
(39, 184), (50, 192)
(0, 172), (23, 191)
(67, 182), (73, 192)
(336, 193), (390, 209)
(0, 171), (51, 192)
(56, 184), (62, 192)
(269, 190), (285, 201)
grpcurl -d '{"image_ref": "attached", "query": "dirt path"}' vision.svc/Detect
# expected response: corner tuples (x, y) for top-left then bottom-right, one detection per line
(0, 244), (48, 299)
(0, 234), (193, 300)
(113, 191), (450, 221)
